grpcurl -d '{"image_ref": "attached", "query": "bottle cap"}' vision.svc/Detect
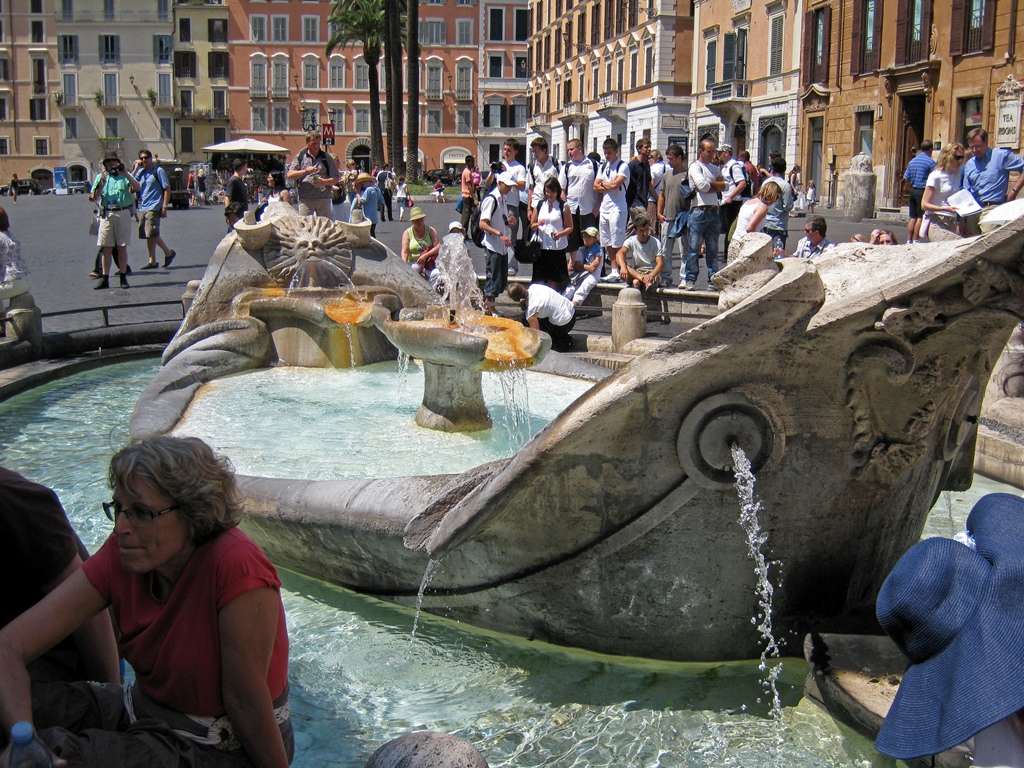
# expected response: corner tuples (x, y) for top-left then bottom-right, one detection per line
(11, 721), (33, 744)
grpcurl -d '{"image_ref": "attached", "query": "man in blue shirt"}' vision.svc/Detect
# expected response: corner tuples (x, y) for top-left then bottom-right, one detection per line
(902, 140), (935, 244)
(963, 127), (1024, 235)
(132, 149), (176, 270)
(351, 173), (381, 238)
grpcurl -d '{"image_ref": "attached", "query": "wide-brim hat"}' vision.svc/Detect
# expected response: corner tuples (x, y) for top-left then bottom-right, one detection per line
(102, 149), (121, 163)
(409, 207), (426, 221)
(355, 172), (375, 185)
(874, 492), (1024, 759)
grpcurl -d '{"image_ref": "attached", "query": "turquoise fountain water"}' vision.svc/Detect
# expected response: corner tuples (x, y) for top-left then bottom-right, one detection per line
(1, 358), (1017, 767)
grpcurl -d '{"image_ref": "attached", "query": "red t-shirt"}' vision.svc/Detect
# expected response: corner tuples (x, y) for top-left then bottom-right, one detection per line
(83, 527), (288, 716)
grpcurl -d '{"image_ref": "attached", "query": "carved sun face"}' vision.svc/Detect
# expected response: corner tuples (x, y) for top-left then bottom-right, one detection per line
(263, 215), (354, 286)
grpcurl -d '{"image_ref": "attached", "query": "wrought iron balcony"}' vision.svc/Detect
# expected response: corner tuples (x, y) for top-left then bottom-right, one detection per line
(708, 80), (750, 103)
(269, 85), (290, 99)
(249, 85), (268, 99)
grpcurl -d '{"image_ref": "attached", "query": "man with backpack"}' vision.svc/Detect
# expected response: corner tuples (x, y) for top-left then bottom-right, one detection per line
(526, 136), (559, 232)
(595, 137), (630, 282)
(656, 144), (689, 288)
(558, 138), (599, 254)
(719, 144), (750, 253)
(375, 163), (396, 222)
(479, 172), (516, 315)
(625, 138), (652, 236)
(132, 149), (176, 270)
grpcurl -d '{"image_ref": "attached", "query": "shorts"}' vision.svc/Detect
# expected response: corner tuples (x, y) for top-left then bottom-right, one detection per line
(299, 198), (333, 218)
(908, 186), (925, 219)
(599, 206), (626, 249)
(97, 209), (131, 248)
(138, 209), (161, 239)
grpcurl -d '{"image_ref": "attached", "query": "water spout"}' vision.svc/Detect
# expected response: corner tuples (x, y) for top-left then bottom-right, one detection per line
(408, 558), (442, 655)
(731, 443), (784, 738)
(434, 233), (483, 327)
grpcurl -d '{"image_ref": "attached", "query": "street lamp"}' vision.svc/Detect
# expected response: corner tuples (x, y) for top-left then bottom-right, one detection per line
(299, 106), (319, 133)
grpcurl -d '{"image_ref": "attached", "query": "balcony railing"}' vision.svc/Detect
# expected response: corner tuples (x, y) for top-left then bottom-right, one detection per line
(425, 86), (442, 100)
(174, 108), (230, 121)
(562, 101), (587, 118)
(250, 85), (267, 98)
(269, 85), (289, 98)
(599, 91), (624, 108)
(530, 111), (546, 124)
(56, 10), (173, 22)
(455, 88), (473, 100)
(708, 80), (750, 102)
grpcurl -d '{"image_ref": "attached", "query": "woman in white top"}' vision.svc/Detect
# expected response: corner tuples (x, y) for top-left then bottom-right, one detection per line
(531, 176), (573, 287)
(732, 181), (782, 238)
(395, 176), (409, 221)
(264, 171), (292, 205)
(0, 206), (29, 312)
(921, 143), (966, 241)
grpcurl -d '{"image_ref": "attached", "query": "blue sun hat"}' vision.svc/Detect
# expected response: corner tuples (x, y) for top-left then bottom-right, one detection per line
(874, 492), (1024, 759)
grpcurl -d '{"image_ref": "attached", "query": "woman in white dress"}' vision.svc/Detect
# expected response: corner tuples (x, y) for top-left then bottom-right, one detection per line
(530, 176), (573, 287)
(921, 143), (966, 241)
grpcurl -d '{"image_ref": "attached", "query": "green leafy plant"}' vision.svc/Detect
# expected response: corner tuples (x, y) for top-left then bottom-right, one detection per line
(146, 87), (157, 105)
(52, 91), (63, 105)
(93, 89), (104, 106)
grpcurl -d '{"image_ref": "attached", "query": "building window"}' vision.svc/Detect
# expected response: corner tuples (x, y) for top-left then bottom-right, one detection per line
(456, 19), (473, 45)
(354, 60), (369, 89)
(355, 107), (369, 133)
(58, 34), (78, 65)
(802, 7), (831, 85)
(455, 62), (472, 96)
(426, 108), (441, 134)
(209, 18), (228, 44)
(629, 49), (638, 89)
(272, 58), (288, 96)
(455, 0), (475, 5)
(489, 55), (503, 78)
(32, 58), (45, 95)
(514, 54), (527, 79)
(856, 110), (873, 155)
(158, 72), (172, 105)
(425, 0), (444, 4)
(31, 20), (43, 43)
(768, 14), (784, 76)
(272, 16), (288, 41)
(104, 116), (117, 137)
(61, 72), (77, 105)
(426, 62), (442, 98)
(154, 35), (172, 65)
(179, 89), (192, 112)
(99, 35), (120, 65)
(852, 0), (882, 73)
(179, 17), (191, 43)
(489, 8), (504, 40)
(303, 58), (318, 88)
(419, 20), (445, 44)
(0, 97), (6, 121)
(959, 96), (984, 143)
(31, 0), (43, 12)
(103, 0), (113, 20)
(251, 16), (267, 42)
(0, 139), (8, 155)
(103, 72), (118, 105)
(329, 58), (344, 88)
(252, 105), (267, 132)
(174, 51), (197, 78)
(181, 126), (194, 154)
(213, 126), (227, 143)
(64, 116), (77, 140)
(303, 16), (319, 42)
(35, 138), (48, 155)
(273, 105), (288, 132)
(157, 0), (169, 21)
(513, 104), (527, 128)
(209, 52), (229, 79)
(515, 8), (529, 40)
(213, 89), (227, 116)
(159, 117), (172, 139)
(896, 0), (930, 64)
(251, 59), (267, 95)
(456, 107), (471, 134)
(951, 0), (994, 54)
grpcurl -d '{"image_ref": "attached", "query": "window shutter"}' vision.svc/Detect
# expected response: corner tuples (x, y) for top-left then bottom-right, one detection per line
(921, 0), (932, 56)
(869, 0), (883, 70)
(820, 6), (832, 84)
(706, 39), (716, 87)
(770, 15), (784, 75)
(981, 0), (996, 49)
(736, 28), (747, 78)
(802, 11), (813, 86)
(114, 35), (121, 62)
(723, 32), (736, 81)
(895, 0), (908, 65)
(483, 105), (491, 128)
(851, 0), (864, 73)
(949, 0), (964, 53)
(500, 103), (508, 127)
(153, 34), (159, 64)
(73, 35), (79, 63)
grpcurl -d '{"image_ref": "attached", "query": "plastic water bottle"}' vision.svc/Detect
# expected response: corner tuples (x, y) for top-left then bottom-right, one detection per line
(9, 721), (52, 768)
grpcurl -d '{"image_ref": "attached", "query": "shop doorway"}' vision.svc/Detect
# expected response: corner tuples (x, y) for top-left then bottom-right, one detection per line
(897, 94), (926, 207)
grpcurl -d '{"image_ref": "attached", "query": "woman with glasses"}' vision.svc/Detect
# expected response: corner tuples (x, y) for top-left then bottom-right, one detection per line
(921, 143), (967, 241)
(0, 436), (293, 768)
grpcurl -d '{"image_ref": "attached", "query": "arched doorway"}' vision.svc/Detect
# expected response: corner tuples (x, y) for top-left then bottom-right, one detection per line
(345, 137), (372, 172)
(758, 116), (786, 167)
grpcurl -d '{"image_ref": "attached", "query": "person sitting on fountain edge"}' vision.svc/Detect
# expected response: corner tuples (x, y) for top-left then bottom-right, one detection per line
(508, 281), (576, 352)
(563, 226), (602, 308)
(0, 436), (294, 768)
(0, 466), (120, 688)
(613, 213), (663, 291)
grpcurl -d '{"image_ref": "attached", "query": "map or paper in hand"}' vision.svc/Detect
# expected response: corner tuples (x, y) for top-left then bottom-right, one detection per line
(948, 189), (982, 216)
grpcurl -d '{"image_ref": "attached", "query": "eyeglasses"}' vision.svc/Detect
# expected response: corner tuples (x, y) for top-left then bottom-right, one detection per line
(804, 228), (813, 233)
(102, 500), (178, 524)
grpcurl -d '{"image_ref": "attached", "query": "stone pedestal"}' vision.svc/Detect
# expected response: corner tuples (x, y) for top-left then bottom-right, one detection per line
(417, 361), (492, 432)
(840, 154), (877, 222)
(5, 292), (41, 348)
(611, 287), (646, 351)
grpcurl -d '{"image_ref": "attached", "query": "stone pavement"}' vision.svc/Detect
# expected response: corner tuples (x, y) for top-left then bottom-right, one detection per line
(9, 192), (902, 336)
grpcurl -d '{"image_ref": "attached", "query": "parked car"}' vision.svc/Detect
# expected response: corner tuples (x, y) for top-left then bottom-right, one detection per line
(0, 179), (41, 196)
(67, 181), (89, 194)
(423, 169), (457, 187)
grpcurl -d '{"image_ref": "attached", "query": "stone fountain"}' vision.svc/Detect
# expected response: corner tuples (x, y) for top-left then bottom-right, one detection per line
(131, 206), (1024, 662)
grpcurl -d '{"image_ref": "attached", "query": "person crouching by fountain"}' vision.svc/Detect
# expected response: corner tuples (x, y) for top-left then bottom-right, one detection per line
(874, 493), (1024, 765)
(401, 207), (441, 286)
(0, 436), (294, 768)
(563, 226), (602, 308)
(508, 281), (576, 352)
(480, 172), (517, 315)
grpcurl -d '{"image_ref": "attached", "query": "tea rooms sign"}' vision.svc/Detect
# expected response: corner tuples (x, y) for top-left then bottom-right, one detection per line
(996, 75), (1023, 149)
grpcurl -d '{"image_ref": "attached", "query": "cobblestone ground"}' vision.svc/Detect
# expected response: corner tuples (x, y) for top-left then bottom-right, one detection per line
(9, 191), (902, 335)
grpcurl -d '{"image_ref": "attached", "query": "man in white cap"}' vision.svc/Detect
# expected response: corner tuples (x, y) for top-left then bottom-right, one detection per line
(479, 171), (515, 314)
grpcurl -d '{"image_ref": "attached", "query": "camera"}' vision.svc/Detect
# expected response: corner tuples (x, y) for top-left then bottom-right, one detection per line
(490, 162), (499, 172)
(110, 166), (119, 176)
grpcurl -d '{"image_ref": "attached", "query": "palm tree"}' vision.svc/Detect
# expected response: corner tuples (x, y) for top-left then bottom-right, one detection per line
(405, 0), (420, 180)
(327, 0), (386, 168)
(384, 0), (405, 176)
